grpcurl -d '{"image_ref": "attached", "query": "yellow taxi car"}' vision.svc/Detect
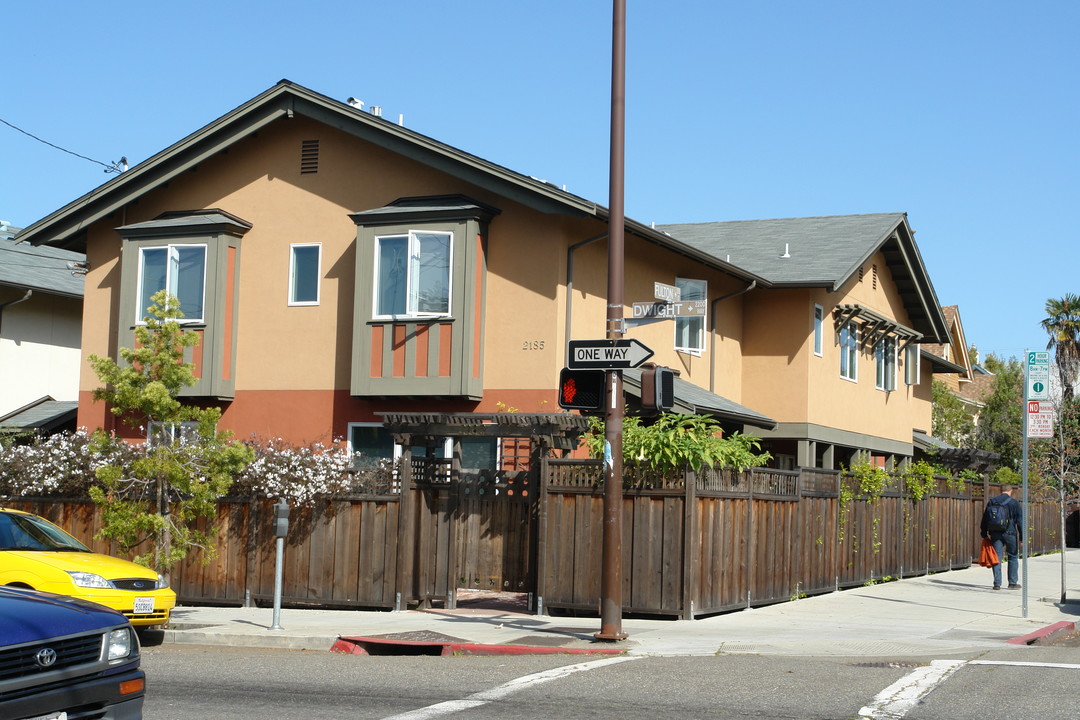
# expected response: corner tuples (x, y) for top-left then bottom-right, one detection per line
(0, 507), (176, 627)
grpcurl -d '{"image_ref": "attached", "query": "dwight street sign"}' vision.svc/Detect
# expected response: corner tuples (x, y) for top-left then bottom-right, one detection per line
(631, 300), (707, 319)
(1027, 351), (1050, 401)
(568, 338), (654, 369)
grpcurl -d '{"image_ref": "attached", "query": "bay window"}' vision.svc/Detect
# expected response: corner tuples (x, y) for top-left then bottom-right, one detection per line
(375, 231), (451, 317)
(137, 244), (206, 322)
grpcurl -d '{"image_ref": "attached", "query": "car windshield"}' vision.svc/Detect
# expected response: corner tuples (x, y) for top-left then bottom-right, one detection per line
(0, 512), (90, 552)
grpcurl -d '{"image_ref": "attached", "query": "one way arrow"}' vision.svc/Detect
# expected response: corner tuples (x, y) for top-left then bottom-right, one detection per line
(567, 338), (654, 369)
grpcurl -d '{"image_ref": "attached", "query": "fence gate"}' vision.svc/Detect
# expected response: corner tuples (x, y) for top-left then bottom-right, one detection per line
(452, 470), (538, 595)
(383, 412), (589, 610)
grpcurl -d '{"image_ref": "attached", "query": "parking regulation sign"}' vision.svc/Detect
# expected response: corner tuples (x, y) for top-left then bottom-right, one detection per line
(1027, 351), (1050, 401)
(1027, 400), (1054, 438)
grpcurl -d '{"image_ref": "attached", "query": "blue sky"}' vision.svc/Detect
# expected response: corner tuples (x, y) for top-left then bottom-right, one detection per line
(3, 1), (1076, 361)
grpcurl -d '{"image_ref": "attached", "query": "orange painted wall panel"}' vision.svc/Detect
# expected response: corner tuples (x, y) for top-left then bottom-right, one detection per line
(392, 325), (407, 378)
(415, 325), (429, 377)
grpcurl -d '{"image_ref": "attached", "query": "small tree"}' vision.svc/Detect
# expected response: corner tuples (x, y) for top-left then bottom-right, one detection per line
(931, 378), (975, 447)
(87, 291), (253, 572)
(975, 354), (1024, 469)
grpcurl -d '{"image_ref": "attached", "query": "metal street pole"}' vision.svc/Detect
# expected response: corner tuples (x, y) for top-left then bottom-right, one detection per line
(596, 0), (628, 643)
(1022, 356), (1030, 618)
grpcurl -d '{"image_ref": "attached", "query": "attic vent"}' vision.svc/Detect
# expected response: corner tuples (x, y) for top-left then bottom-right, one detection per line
(300, 140), (319, 175)
(872, 264), (878, 290)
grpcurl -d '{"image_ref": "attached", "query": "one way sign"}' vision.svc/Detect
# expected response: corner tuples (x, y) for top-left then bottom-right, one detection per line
(568, 338), (654, 369)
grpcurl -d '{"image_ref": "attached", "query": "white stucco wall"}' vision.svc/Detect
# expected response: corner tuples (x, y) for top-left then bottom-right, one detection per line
(0, 293), (82, 415)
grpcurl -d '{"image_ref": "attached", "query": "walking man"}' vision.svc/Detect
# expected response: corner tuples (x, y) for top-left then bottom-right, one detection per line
(980, 484), (1023, 590)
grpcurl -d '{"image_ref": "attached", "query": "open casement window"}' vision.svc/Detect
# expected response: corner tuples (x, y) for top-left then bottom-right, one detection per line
(118, 210), (251, 400)
(137, 245), (206, 323)
(839, 323), (858, 381)
(289, 243), (321, 306)
(904, 343), (921, 385)
(674, 278), (706, 354)
(375, 231), (451, 317)
(875, 336), (897, 391)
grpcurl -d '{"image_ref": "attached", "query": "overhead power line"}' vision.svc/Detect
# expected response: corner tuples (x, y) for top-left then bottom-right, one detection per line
(0, 116), (127, 173)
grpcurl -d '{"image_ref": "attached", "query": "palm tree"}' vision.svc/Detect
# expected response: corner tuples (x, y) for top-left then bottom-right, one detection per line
(1042, 294), (1080, 402)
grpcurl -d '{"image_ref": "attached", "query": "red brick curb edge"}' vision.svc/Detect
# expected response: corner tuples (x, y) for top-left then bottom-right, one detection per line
(1005, 621), (1076, 646)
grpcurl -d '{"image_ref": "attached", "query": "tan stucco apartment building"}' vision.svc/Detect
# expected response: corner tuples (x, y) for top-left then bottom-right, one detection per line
(16, 80), (954, 471)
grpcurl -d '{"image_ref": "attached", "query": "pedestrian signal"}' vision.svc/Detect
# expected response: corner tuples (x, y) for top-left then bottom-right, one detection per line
(558, 368), (606, 412)
(640, 363), (676, 413)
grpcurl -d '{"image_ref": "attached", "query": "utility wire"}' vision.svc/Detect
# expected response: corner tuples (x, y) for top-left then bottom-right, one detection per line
(0, 116), (126, 173)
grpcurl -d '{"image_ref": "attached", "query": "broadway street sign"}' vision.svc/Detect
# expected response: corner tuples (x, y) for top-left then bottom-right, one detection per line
(568, 338), (654, 369)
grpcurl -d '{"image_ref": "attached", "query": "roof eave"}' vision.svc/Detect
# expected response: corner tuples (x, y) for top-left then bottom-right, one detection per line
(16, 80), (602, 252)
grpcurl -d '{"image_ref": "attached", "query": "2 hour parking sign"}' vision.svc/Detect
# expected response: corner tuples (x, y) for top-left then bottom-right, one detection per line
(1027, 351), (1050, 401)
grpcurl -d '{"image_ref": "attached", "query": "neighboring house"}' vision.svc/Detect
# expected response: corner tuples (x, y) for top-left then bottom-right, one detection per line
(656, 215), (953, 470)
(919, 305), (1000, 469)
(15, 80), (953, 470)
(0, 220), (84, 435)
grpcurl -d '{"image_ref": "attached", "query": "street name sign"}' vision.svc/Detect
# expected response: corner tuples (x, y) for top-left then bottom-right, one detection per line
(631, 300), (707, 319)
(653, 282), (681, 302)
(1027, 400), (1054, 438)
(1027, 351), (1050, 401)
(568, 338), (654, 369)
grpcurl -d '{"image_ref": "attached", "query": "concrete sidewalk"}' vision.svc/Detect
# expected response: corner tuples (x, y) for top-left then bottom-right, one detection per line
(159, 550), (1080, 657)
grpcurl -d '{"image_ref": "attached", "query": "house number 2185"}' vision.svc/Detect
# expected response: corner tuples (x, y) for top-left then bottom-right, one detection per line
(522, 340), (545, 350)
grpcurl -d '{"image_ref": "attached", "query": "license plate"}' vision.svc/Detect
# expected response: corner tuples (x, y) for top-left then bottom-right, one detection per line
(133, 597), (155, 614)
(25, 712), (67, 720)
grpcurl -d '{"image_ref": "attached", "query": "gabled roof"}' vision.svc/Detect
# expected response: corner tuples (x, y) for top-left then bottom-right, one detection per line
(0, 233), (85, 298)
(13, 80), (763, 285)
(657, 214), (950, 343)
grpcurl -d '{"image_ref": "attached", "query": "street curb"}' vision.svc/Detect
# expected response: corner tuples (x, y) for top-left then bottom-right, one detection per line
(331, 636), (625, 657)
(1005, 621), (1076, 646)
(160, 629), (336, 651)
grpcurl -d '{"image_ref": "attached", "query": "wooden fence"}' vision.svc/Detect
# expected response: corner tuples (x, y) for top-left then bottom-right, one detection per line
(536, 461), (1060, 617)
(4, 463), (1061, 619)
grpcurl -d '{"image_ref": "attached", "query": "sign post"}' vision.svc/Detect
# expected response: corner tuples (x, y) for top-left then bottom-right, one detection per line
(595, 0), (628, 643)
(1020, 351), (1051, 617)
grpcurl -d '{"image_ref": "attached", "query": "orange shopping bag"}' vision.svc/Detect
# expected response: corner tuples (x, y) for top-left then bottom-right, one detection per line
(979, 538), (999, 568)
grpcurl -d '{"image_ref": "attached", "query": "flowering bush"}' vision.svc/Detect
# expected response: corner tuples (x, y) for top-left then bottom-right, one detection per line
(0, 431), (134, 497)
(1, 432), (398, 506)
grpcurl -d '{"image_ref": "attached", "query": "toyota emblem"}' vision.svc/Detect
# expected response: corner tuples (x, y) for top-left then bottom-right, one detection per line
(35, 647), (58, 667)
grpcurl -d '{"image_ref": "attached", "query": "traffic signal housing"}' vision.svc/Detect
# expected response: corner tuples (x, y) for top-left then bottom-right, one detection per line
(640, 363), (676, 414)
(558, 368), (606, 412)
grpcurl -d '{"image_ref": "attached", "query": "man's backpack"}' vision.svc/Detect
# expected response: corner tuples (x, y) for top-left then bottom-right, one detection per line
(984, 499), (1011, 534)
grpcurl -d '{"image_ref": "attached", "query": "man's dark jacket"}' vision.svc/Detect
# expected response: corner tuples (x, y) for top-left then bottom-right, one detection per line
(980, 493), (1023, 539)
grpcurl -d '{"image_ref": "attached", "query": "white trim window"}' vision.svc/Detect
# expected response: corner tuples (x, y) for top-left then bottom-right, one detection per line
(875, 336), (897, 391)
(839, 323), (858, 381)
(904, 343), (921, 386)
(674, 278), (706, 354)
(137, 244), (206, 323)
(813, 304), (824, 356)
(374, 231), (452, 317)
(289, 243), (321, 306)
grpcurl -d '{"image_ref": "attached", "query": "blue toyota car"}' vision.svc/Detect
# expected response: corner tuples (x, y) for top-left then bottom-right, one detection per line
(0, 585), (144, 719)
